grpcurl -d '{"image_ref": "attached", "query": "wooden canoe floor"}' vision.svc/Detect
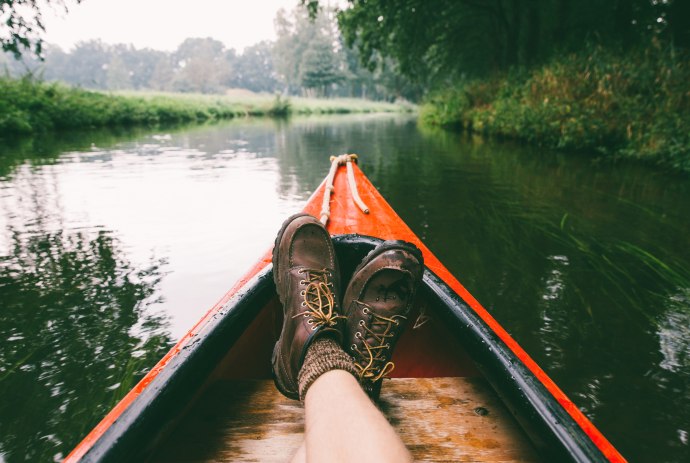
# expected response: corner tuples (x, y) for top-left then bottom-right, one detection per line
(150, 377), (539, 463)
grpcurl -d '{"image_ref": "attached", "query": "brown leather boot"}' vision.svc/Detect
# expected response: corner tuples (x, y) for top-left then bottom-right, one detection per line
(343, 240), (424, 399)
(271, 213), (344, 400)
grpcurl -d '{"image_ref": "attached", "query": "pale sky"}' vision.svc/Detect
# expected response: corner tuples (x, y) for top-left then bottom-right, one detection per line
(41, 0), (306, 52)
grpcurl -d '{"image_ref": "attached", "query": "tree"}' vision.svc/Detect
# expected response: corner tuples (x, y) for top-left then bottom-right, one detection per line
(118, 46), (169, 90)
(273, 6), (346, 96)
(299, 37), (343, 96)
(232, 41), (279, 93)
(272, 7), (311, 94)
(106, 53), (131, 90)
(173, 37), (229, 93)
(147, 53), (175, 91)
(0, 0), (81, 58)
(61, 40), (111, 89)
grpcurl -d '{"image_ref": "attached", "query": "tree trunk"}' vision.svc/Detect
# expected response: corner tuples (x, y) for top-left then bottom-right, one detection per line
(612, 0), (635, 45)
(669, 0), (690, 49)
(503, 0), (522, 67)
(553, 0), (570, 48)
(524, 1), (541, 66)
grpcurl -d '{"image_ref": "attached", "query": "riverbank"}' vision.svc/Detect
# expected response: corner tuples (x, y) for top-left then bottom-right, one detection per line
(0, 79), (410, 136)
(421, 44), (690, 173)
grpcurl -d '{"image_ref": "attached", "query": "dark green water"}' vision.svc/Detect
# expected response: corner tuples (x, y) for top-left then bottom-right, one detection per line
(1, 115), (688, 462)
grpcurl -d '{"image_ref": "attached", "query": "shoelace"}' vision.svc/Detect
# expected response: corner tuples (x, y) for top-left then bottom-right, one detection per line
(292, 268), (344, 329)
(352, 300), (407, 382)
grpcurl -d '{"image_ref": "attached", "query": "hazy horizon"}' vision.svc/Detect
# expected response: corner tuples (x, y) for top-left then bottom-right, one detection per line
(41, 0), (322, 53)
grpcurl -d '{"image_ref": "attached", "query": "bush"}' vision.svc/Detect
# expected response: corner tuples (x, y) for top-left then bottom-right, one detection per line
(0, 78), (232, 135)
(421, 43), (690, 172)
(0, 79), (410, 137)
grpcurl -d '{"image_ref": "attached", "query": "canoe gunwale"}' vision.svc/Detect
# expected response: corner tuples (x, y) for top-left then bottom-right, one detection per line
(77, 265), (276, 462)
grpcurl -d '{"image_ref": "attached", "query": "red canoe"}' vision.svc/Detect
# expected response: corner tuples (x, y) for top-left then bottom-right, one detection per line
(66, 157), (626, 462)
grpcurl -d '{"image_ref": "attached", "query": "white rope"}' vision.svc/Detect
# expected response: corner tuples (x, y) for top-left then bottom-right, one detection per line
(320, 154), (370, 226)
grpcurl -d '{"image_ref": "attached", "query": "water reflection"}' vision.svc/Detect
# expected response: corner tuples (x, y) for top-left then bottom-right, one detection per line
(0, 230), (172, 462)
(658, 289), (690, 374)
(272, 115), (417, 197)
(0, 114), (688, 461)
(360, 126), (689, 461)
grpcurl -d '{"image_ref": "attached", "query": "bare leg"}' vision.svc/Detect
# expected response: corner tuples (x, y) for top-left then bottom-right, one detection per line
(289, 441), (306, 463)
(303, 370), (412, 463)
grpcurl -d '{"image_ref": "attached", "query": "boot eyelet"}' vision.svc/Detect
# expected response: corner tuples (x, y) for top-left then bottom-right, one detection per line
(358, 320), (365, 326)
(351, 344), (356, 351)
(301, 302), (306, 307)
(355, 332), (362, 338)
(299, 280), (306, 285)
(300, 290), (305, 296)
(394, 320), (399, 325)
(307, 319), (313, 325)
(362, 308), (369, 314)
(311, 325), (317, 331)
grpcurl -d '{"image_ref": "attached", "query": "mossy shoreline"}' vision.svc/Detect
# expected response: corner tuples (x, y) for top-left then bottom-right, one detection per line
(421, 44), (690, 173)
(0, 78), (410, 136)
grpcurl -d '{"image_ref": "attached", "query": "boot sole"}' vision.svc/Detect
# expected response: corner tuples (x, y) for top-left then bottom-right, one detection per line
(351, 240), (424, 279)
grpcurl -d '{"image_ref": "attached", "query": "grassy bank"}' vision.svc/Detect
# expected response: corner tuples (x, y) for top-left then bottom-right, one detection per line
(421, 44), (690, 172)
(0, 79), (409, 136)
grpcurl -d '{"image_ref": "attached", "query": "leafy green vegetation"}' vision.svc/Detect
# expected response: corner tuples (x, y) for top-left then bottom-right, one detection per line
(1, 1), (82, 58)
(0, 78), (409, 136)
(421, 44), (690, 172)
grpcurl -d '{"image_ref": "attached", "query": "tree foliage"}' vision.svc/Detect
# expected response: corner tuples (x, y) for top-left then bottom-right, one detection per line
(305, 0), (690, 84)
(173, 38), (228, 93)
(0, 0), (81, 58)
(273, 7), (344, 96)
(273, 6), (419, 99)
(231, 41), (278, 93)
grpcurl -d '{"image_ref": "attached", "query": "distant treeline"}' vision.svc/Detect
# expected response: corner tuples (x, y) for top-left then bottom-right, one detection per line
(0, 7), (419, 101)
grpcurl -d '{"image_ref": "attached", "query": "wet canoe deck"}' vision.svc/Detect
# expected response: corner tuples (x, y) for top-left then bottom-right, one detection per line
(151, 377), (539, 462)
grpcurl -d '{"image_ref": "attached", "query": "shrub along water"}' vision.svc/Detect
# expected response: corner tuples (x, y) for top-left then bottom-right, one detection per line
(421, 43), (690, 173)
(0, 78), (407, 136)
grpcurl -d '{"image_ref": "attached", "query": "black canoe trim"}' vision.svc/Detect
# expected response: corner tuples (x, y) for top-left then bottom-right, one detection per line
(78, 235), (608, 462)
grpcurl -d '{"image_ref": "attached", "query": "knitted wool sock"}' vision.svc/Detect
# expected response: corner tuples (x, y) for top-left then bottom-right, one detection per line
(297, 336), (359, 401)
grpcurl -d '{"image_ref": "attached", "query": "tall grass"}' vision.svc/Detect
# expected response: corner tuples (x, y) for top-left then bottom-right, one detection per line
(0, 79), (410, 136)
(421, 43), (690, 172)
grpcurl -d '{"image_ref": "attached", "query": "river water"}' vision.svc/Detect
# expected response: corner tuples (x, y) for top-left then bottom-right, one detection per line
(0, 114), (688, 462)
